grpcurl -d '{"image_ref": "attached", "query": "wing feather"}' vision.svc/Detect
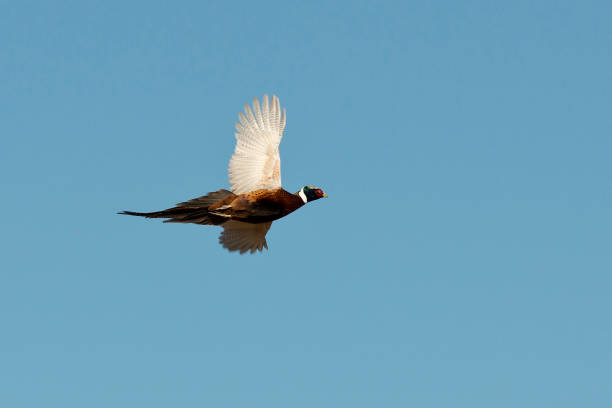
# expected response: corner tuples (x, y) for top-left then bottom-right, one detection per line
(219, 221), (272, 254)
(229, 95), (285, 194)
(262, 94), (270, 130)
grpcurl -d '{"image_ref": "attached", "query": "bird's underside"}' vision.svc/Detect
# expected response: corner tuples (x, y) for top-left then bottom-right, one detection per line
(120, 188), (304, 254)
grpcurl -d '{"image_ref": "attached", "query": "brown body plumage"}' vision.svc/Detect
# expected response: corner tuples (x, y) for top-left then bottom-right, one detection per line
(121, 188), (304, 225)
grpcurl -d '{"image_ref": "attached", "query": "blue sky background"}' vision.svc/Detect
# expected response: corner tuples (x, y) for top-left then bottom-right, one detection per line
(1, 1), (611, 407)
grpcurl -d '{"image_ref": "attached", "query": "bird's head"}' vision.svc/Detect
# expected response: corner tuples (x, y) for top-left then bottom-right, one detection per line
(298, 185), (327, 203)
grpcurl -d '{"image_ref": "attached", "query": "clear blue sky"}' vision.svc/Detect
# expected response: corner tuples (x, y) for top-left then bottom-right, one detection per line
(1, 1), (611, 407)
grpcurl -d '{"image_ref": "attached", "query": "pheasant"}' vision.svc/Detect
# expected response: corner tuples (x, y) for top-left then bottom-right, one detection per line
(120, 95), (326, 253)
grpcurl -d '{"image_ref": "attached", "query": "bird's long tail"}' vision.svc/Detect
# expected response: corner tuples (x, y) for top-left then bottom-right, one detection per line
(118, 208), (227, 225)
(119, 189), (234, 226)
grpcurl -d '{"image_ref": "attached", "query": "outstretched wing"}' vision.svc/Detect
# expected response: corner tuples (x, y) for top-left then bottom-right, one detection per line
(218, 221), (273, 254)
(228, 95), (286, 194)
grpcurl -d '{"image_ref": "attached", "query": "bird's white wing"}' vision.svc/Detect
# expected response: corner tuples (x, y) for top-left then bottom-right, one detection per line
(218, 221), (272, 254)
(228, 95), (286, 194)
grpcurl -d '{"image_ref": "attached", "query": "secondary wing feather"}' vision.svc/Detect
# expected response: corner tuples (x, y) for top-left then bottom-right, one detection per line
(219, 221), (272, 254)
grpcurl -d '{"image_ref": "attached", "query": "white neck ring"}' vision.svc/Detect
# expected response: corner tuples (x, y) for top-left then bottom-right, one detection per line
(298, 189), (307, 203)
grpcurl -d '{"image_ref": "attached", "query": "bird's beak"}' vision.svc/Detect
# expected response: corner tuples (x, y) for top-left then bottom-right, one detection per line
(322, 193), (328, 198)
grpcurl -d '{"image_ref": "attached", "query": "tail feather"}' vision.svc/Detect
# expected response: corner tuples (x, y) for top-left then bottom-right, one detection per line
(118, 208), (227, 226)
(163, 209), (226, 225)
(119, 189), (235, 226)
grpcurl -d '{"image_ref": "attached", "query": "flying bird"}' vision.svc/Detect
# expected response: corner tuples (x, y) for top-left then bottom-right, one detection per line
(119, 95), (327, 253)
